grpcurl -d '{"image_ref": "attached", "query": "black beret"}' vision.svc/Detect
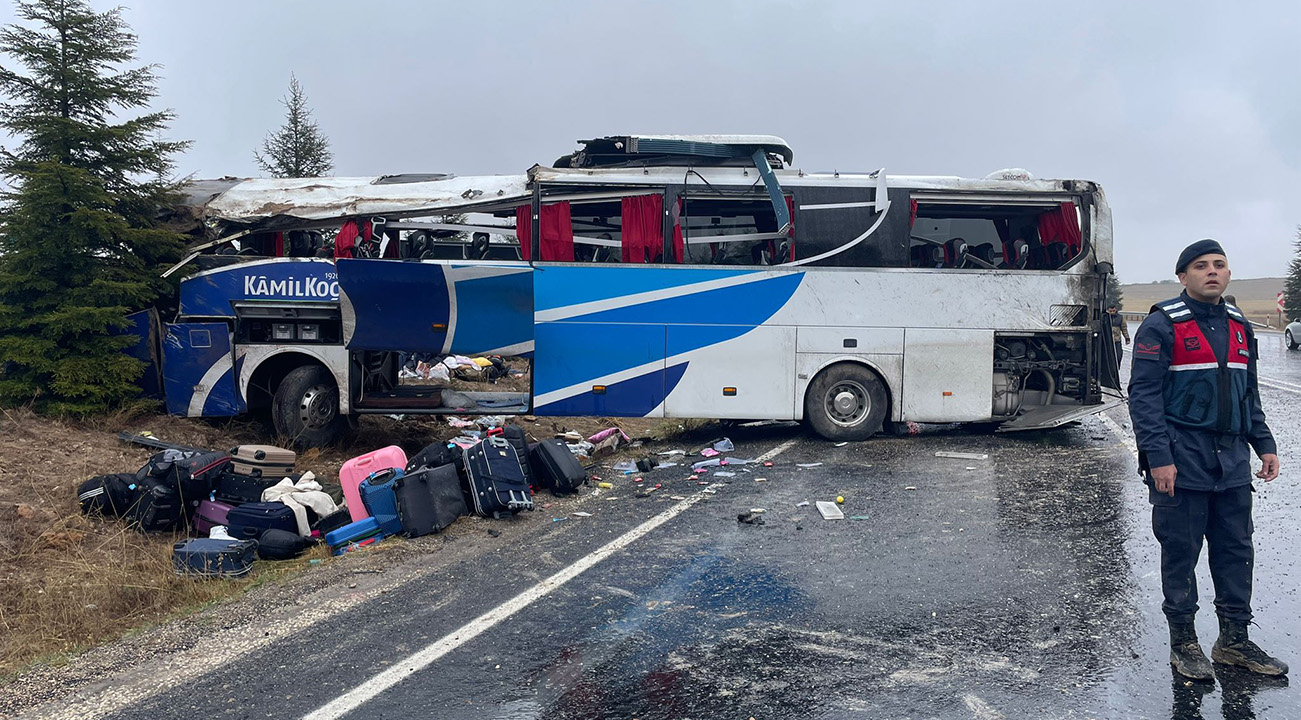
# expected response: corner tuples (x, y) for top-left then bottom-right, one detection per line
(1175, 239), (1226, 275)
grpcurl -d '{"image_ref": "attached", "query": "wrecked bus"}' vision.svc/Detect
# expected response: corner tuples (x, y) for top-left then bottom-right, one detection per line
(142, 135), (1120, 446)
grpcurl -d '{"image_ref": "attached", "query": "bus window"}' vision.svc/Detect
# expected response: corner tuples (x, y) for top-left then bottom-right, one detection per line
(679, 195), (791, 266)
(791, 186), (909, 267)
(910, 201), (1084, 270)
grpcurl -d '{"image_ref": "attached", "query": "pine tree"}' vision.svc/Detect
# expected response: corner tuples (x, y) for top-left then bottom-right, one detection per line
(1105, 273), (1124, 309)
(254, 75), (332, 178)
(1284, 226), (1301, 322)
(0, 0), (190, 415)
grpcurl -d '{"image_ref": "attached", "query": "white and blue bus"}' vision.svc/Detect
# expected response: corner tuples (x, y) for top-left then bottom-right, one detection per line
(143, 135), (1120, 446)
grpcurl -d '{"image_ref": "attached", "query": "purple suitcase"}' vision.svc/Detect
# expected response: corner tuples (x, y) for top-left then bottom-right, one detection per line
(193, 498), (235, 535)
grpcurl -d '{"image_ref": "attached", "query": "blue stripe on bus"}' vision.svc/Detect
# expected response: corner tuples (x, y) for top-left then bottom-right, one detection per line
(534, 322), (665, 396)
(535, 362), (688, 416)
(562, 272), (804, 326)
(448, 272), (534, 355)
(533, 266), (758, 312)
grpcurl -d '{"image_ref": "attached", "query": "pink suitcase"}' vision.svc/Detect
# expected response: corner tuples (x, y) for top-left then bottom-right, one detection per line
(339, 445), (408, 522)
(193, 498), (236, 535)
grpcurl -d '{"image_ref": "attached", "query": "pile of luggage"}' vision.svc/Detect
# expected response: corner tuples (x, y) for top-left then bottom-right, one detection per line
(76, 425), (588, 579)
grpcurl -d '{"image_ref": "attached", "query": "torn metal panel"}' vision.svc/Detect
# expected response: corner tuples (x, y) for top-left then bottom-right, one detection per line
(198, 174), (530, 228)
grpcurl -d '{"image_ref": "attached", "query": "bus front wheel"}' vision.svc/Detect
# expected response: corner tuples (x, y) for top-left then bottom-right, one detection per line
(272, 364), (347, 448)
(804, 363), (889, 442)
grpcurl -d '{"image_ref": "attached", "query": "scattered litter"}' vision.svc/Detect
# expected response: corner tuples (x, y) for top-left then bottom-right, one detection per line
(692, 458), (726, 471)
(749, 508), (766, 514)
(552, 517), (566, 523)
(475, 415), (506, 429)
(737, 510), (765, 525)
(835, 496), (845, 504)
(904, 486), (917, 491)
(714, 471), (736, 477)
(572, 512), (592, 518)
(795, 500), (810, 508)
(597, 482), (613, 489)
(935, 451), (989, 460)
(633, 477), (644, 483)
(588, 427), (631, 444)
(723, 457), (756, 465)
(834, 441), (849, 447)
(849, 515), (870, 520)
(542, 502), (553, 509)
(703, 487), (717, 494)
(658, 449), (686, 456)
(763, 461), (773, 467)
(739, 419), (799, 428)
(697, 481), (710, 485)
(797, 463), (823, 468)
(670, 495), (686, 501)
(567, 440), (595, 458)
(700, 448), (721, 458)
(966, 466), (976, 470)
(655, 462), (679, 469)
(712, 438), (735, 452)
(688, 475), (700, 481)
(557, 430), (583, 442)
(755, 477), (767, 482)
(816, 501), (845, 520)
(636, 485), (659, 497)
(613, 460), (637, 473)
(447, 416), (475, 428)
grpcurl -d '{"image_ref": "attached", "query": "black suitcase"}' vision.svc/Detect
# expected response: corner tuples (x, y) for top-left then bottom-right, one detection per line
(136, 450), (230, 519)
(127, 476), (185, 532)
(496, 425), (534, 486)
(311, 507), (353, 536)
(395, 465), (468, 537)
(78, 473), (137, 517)
(173, 538), (256, 578)
(529, 439), (588, 494)
(214, 470), (281, 505)
(225, 502), (297, 541)
(463, 437), (533, 519)
(406, 440), (463, 474)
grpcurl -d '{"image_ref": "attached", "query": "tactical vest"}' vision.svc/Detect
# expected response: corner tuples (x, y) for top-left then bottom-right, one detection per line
(1153, 298), (1252, 434)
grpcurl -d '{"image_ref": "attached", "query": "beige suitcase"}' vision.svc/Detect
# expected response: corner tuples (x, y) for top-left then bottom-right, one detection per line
(229, 444), (296, 479)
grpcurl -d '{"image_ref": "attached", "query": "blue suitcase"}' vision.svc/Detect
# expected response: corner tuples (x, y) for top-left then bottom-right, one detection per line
(172, 538), (257, 578)
(359, 468), (403, 536)
(325, 516), (384, 555)
(226, 501), (297, 541)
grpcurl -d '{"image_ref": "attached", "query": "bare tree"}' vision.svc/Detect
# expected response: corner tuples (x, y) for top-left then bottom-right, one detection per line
(254, 74), (332, 178)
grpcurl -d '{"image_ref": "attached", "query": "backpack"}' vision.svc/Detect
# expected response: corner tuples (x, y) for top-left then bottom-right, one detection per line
(77, 473), (137, 517)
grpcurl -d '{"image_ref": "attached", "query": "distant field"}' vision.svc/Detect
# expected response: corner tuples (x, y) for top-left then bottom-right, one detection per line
(1121, 276), (1287, 326)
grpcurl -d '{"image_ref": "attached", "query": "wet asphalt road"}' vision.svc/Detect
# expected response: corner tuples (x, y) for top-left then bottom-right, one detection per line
(30, 332), (1301, 720)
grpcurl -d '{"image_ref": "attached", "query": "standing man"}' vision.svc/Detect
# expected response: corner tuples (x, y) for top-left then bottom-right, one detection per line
(1129, 239), (1285, 680)
(1108, 304), (1130, 367)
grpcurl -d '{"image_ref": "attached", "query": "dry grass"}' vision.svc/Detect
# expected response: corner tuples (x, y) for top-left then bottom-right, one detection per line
(0, 406), (676, 678)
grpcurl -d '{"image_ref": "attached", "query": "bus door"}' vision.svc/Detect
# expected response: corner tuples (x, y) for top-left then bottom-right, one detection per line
(162, 321), (244, 417)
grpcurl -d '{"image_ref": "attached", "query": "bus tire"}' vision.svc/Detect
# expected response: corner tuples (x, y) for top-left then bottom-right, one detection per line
(804, 363), (889, 442)
(272, 364), (347, 448)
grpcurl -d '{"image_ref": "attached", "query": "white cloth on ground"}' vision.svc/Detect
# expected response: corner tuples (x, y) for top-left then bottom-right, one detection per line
(260, 471), (338, 537)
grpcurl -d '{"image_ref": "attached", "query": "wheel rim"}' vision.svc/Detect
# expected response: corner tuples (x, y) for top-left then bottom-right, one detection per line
(299, 384), (338, 429)
(824, 380), (870, 427)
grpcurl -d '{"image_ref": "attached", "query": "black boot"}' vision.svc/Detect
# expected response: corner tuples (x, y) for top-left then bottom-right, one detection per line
(1212, 616), (1289, 676)
(1169, 619), (1215, 680)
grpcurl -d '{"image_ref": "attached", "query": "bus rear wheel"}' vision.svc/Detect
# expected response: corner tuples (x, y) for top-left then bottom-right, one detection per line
(272, 364), (347, 448)
(804, 363), (889, 442)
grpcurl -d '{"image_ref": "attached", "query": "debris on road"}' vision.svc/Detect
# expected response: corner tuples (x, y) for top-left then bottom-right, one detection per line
(935, 451), (989, 460)
(737, 510), (765, 525)
(571, 512), (592, 518)
(836, 496), (845, 504)
(834, 441), (849, 447)
(797, 462), (823, 468)
(796, 500), (810, 508)
(816, 501), (845, 520)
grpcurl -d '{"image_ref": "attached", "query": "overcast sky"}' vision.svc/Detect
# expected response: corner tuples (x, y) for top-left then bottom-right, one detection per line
(4, 0), (1299, 282)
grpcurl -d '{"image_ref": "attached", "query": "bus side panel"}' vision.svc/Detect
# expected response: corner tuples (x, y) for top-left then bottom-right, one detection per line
(663, 325), (796, 419)
(533, 323), (668, 417)
(900, 328), (994, 422)
(442, 265), (534, 356)
(180, 258), (339, 318)
(118, 308), (164, 400)
(337, 259), (450, 352)
(162, 322), (244, 417)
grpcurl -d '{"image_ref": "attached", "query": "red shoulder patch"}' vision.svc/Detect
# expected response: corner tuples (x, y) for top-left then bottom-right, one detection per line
(1135, 342), (1160, 357)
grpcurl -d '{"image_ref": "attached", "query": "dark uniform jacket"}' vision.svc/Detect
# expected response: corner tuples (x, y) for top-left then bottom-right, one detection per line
(1128, 291), (1275, 491)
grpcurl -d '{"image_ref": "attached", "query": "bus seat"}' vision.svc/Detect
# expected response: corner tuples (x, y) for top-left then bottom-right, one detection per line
(943, 238), (969, 267)
(910, 243), (944, 267)
(1002, 239), (1030, 269)
(1046, 242), (1072, 267)
(971, 243), (997, 266)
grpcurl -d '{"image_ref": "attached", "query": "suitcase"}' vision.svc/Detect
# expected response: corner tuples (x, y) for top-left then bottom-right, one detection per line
(127, 476), (185, 532)
(339, 446), (408, 522)
(256, 528), (312, 560)
(78, 473), (137, 517)
(229, 444), (296, 479)
(463, 436), (533, 519)
(225, 501), (297, 541)
(325, 516), (384, 555)
(136, 450), (230, 520)
(312, 507), (353, 537)
(214, 471), (281, 505)
(193, 498), (236, 535)
(394, 464), (468, 537)
(359, 468), (403, 536)
(529, 439), (588, 495)
(494, 425), (534, 486)
(172, 538), (256, 578)
(406, 441), (462, 474)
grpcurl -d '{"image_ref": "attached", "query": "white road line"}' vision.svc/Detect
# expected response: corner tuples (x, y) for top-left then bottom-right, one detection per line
(303, 435), (800, 720)
(963, 693), (1006, 720)
(1259, 376), (1301, 395)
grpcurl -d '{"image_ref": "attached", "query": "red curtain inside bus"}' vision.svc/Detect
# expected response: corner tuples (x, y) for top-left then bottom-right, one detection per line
(621, 194), (662, 263)
(671, 197), (684, 263)
(1037, 202), (1082, 257)
(335, 220), (368, 259)
(515, 203), (575, 261)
